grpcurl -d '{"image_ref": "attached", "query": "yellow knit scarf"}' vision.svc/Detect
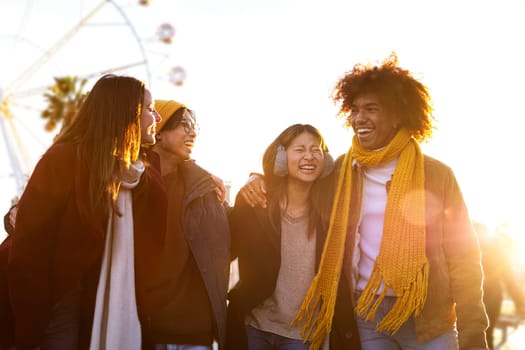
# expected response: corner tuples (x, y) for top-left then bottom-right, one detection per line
(294, 129), (428, 349)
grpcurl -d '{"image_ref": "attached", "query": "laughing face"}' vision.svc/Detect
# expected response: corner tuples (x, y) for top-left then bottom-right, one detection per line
(285, 131), (325, 184)
(348, 92), (400, 151)
(155, 110), (198, 163)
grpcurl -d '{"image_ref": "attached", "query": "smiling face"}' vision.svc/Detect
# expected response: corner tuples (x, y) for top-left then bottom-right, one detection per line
(286, 131), (325, 184)
(349, 92), (400, 150)
(154, 109), (198, 164)
(140, 88), (161, 145)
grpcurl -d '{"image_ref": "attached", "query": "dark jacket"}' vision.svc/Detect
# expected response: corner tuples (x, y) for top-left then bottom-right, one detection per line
(0, 235), (13, 350)
(146, 160), (231, 349)
(182, 161), (231, 350)
(226, 193), (361, 349)
(1, 206), (15, 349)
(4, 143), (167, 350)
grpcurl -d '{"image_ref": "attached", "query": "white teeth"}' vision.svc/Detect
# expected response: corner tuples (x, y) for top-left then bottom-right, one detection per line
(357, 128), (372, 134)
(300, 165), (315, 170)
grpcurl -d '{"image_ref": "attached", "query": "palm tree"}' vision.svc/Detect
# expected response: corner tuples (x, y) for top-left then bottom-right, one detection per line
(41, 75), (88, 132)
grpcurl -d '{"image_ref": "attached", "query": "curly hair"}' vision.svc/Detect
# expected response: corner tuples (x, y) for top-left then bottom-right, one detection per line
(332, 53), (434, 142)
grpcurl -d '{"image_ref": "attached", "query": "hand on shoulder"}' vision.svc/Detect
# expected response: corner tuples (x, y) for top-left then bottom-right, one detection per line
(238, 173), (267, 208)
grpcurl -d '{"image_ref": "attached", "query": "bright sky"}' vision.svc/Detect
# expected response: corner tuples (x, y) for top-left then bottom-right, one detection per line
(1, 0), (525, 241)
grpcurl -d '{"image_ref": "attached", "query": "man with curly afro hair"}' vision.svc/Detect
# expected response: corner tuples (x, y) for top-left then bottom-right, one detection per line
(241, 53), (489, 350)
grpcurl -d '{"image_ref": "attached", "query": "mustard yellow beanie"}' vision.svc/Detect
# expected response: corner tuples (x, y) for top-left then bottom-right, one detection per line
(154, 99), (185, 132)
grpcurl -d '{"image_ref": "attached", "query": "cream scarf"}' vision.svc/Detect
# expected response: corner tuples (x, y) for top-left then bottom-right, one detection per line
(294, 129), (428, 349)
(89, 160), (145, 350)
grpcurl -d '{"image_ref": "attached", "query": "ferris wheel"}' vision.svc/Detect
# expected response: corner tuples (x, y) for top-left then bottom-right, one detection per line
(0, 0), (185, 206)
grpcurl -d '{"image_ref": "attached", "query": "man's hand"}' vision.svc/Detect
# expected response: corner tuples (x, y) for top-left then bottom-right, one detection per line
(239, 173), (267, 208)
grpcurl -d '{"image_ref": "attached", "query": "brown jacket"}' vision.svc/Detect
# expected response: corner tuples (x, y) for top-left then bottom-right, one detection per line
(338, 154), (488, 349)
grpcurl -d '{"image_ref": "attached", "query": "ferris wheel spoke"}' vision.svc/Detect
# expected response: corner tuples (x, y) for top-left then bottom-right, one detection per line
(9, 111), (51, 151)
(0, 0), (186, 203)
(7, 86), (48, 100)
(0, 116), (29, 195)
(7, 60), (149, 100)
(5, 0), (108, 96)
(11, 0), (36, 57)
(107, 0), (151, 84)
(79, 61), (150, 80)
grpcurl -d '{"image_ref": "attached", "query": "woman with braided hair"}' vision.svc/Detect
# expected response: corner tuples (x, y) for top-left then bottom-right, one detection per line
(241, 53), (488, 350)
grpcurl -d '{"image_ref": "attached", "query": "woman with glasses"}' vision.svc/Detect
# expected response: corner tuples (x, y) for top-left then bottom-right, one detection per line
(147, 100), (231, 350)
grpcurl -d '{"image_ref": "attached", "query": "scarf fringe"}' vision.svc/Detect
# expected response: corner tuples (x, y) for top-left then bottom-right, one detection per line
(356, 262), (429, 334)
(355, 265), (385, 319)
(293, 150), (352, 350)
(293, 274), (335, 350)
(292, 130), (429, 348)
(293, 241), (347, 350)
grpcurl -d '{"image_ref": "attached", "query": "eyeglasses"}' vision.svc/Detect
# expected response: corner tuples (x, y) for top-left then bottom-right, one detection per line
(179, 120), (200, 135)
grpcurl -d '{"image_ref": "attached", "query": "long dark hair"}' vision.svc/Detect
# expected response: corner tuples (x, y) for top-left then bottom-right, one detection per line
(262, 123), (332, 236)
(55, 74), (146, 216)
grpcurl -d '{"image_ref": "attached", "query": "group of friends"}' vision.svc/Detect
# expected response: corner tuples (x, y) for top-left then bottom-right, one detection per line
(0, 53), (490, 350)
